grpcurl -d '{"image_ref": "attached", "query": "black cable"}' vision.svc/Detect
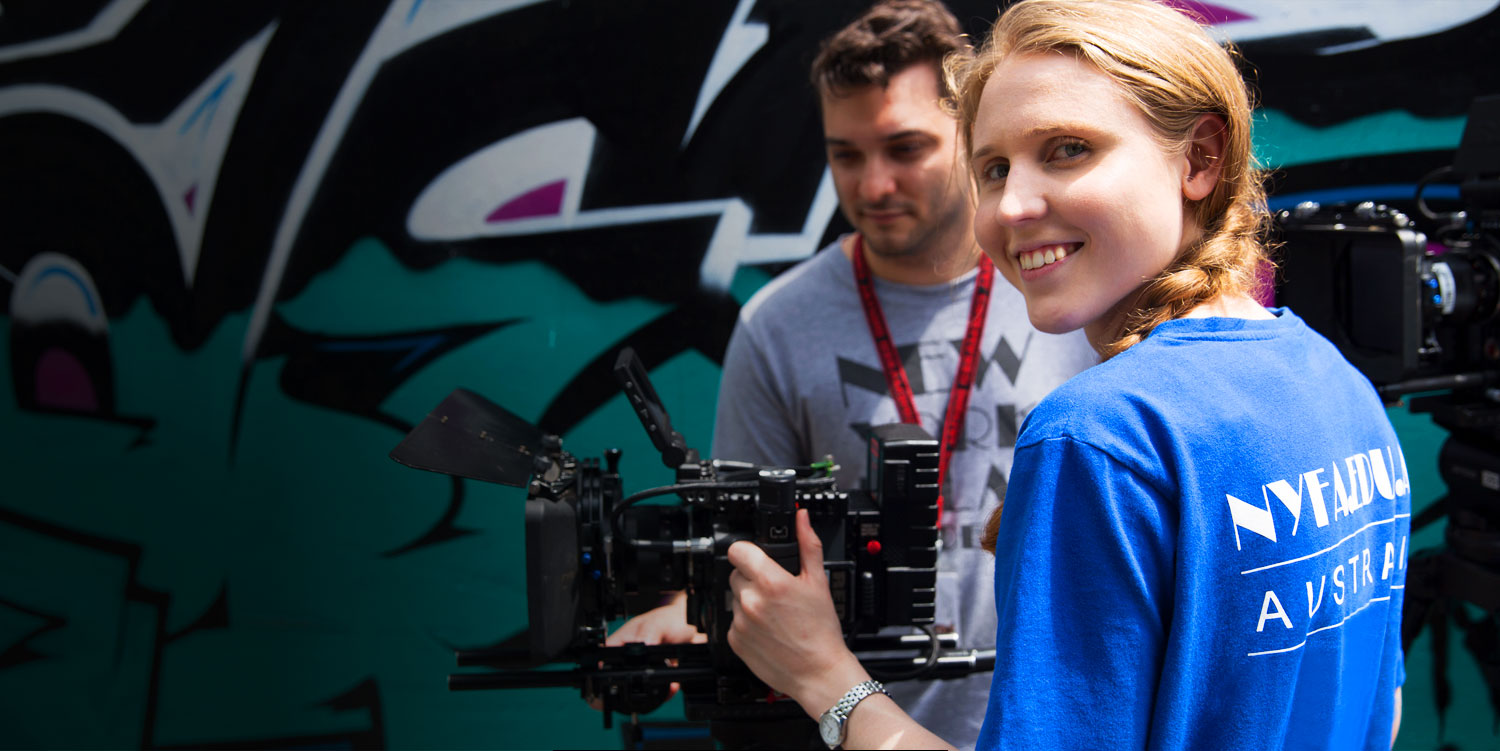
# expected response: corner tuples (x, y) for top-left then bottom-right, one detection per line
(1415, 165), (1457, 221)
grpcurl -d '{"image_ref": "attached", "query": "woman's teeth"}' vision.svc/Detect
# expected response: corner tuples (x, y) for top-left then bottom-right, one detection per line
(1019, 244), (1075, 271)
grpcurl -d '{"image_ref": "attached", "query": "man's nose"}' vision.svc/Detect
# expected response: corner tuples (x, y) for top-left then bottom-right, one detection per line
(858, 158), (897, 203)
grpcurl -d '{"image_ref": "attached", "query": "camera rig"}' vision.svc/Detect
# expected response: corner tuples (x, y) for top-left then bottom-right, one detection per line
(1276, 94), (1500, 725)
(388, 347), (994, 743)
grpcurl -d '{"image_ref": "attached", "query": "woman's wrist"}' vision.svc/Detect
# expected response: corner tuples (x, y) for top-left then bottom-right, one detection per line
(793, 653), (874, 721)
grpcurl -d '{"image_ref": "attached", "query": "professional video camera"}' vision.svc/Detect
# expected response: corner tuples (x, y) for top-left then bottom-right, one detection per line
(1276, 101), (1500, 396)
(389, 347), (992, 745)
(1276, 94), (1500, 725)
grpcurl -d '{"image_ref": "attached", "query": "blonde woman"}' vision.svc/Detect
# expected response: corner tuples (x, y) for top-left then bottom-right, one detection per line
(724, 1), (1410, 748)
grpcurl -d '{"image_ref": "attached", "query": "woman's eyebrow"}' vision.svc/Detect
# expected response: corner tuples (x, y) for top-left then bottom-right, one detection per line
(1022, 122), (1090, 140)
(970, 121), (1092, 162)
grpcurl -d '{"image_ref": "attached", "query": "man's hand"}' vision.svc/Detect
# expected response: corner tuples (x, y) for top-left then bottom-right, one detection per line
(727, 508), (869, 720)
(586, 590), (707, 711)
(605, 590), (707, 648)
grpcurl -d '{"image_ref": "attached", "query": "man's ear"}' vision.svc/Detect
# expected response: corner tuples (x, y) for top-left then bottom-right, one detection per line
(1183, 113), (1226, 202)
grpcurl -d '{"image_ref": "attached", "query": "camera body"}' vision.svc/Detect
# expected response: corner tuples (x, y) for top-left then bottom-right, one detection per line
(1276, 200), (1500, 390)
(390, 348), (971, 729)
(1277, 97), (1500, 396)
(526, 418), (940, 670)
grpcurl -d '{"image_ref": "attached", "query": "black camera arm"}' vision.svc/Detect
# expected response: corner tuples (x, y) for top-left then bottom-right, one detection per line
(449, 637), (997, 729)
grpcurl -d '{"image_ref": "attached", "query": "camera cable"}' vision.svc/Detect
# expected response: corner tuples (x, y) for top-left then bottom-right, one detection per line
(864, 623), (942, 681)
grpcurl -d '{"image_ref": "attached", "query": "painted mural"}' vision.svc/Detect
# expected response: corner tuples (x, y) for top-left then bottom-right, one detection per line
(0, 0), (1497, 748)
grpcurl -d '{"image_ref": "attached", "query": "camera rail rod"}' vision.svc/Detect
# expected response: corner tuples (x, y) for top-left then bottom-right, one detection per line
(447, 648), (996, 692)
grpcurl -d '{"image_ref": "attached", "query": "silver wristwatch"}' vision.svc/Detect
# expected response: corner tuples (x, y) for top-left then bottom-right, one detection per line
(818, 679), (888, 749)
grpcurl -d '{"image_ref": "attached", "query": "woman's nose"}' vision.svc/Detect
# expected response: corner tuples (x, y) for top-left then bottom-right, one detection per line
(994, 168), (1046, 226)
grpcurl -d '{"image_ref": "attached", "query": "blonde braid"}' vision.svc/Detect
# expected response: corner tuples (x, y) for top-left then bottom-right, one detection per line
(1099, 176), (1274, 360)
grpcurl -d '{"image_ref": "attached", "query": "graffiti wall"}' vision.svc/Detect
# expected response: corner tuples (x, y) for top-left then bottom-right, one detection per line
(0, 0), (1496, 748)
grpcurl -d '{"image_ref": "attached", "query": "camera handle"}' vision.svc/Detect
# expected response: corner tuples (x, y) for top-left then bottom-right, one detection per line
(614, 347), (698, 469)
(755, 468), (801, 575)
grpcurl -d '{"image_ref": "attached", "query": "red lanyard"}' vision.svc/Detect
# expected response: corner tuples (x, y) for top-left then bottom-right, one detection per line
(851, 234), (993, 526)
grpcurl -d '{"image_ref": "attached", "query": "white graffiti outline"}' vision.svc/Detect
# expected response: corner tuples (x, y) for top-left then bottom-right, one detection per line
(0, 0), (148, 64)
(683, 0), (766, 148)
(241, 0), (545, 366)
(0, 23), (274, 287)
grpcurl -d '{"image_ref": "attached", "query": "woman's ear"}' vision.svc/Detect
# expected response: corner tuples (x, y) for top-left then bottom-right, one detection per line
(1182, 113), (1226, 202)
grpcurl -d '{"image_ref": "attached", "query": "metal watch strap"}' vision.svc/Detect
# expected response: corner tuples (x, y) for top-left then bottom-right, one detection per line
(824, 679), (888, 748)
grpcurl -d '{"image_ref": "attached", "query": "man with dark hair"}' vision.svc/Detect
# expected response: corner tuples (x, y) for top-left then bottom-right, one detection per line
(609, 2), (1095, 747)
(812, 0), (967, 99)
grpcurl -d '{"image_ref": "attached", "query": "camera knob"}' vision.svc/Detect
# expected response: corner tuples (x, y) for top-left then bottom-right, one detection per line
(1292, 201), (1321, 219)
(758, 468), (797, 514)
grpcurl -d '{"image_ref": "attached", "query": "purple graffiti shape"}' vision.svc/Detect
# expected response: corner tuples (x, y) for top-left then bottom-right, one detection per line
(184, 184), (198, 214)
(486, 179), (566, 223)
(35, 347), (99, 412)
(1159, 0), (1252, 24)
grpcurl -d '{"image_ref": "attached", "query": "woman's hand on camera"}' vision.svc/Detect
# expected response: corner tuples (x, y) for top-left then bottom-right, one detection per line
(727, 508), (870, 719)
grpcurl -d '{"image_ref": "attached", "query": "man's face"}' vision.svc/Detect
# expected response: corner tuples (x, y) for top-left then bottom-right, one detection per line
(821, 62), (972, 260)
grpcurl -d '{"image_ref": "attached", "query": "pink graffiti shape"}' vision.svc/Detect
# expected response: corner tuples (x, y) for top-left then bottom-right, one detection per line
(1158, 0), (1252, 24)
(486, 179), (566, 223)
(184, 184), (198, 213)
(35, 347), (99, 412)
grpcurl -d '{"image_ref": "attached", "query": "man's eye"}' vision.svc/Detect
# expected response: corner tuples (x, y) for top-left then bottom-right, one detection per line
(889, 142), (927, 160)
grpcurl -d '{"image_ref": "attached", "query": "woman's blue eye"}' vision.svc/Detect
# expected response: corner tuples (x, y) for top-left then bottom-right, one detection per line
(982, 163), (1008, 182)
(1054, 141), (1087, 159)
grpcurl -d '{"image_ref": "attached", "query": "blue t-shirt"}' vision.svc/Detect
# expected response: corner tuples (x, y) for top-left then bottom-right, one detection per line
(978, 310), (1410, 750)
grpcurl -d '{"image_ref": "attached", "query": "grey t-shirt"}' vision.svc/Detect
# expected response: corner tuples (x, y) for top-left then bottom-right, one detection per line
(713, 239), (1097, 749)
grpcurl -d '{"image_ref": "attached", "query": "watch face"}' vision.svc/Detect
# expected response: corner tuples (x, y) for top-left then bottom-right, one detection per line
(819, 712), (842, 746)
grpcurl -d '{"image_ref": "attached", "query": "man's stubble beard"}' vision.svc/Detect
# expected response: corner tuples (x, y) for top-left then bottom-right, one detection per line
(861, 181), (974, 269)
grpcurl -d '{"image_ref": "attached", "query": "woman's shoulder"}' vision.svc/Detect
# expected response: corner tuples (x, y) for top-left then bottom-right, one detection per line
(1018, 309), (1381, 463)
(1017, 327), (1249, 457)
(1019, 354), (1161, 448)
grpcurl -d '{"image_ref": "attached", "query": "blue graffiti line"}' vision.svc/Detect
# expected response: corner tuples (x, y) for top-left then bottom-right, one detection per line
(1268, 183), (1461, 211)
(407, 0), (425, 24)
(28, 267), (98, 316)
(179, 74), (235, 136)
(316, 335), (443, 373)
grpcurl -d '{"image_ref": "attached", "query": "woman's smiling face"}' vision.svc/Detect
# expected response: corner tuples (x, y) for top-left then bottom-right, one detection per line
(969, 51), (1200, 348)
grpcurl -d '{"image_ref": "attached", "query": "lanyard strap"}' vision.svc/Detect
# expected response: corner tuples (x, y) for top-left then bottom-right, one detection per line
(851, 234), (993, 526)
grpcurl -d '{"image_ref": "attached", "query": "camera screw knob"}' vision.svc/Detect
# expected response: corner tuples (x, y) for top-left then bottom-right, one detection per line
(1292, 201), (1321, 219)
